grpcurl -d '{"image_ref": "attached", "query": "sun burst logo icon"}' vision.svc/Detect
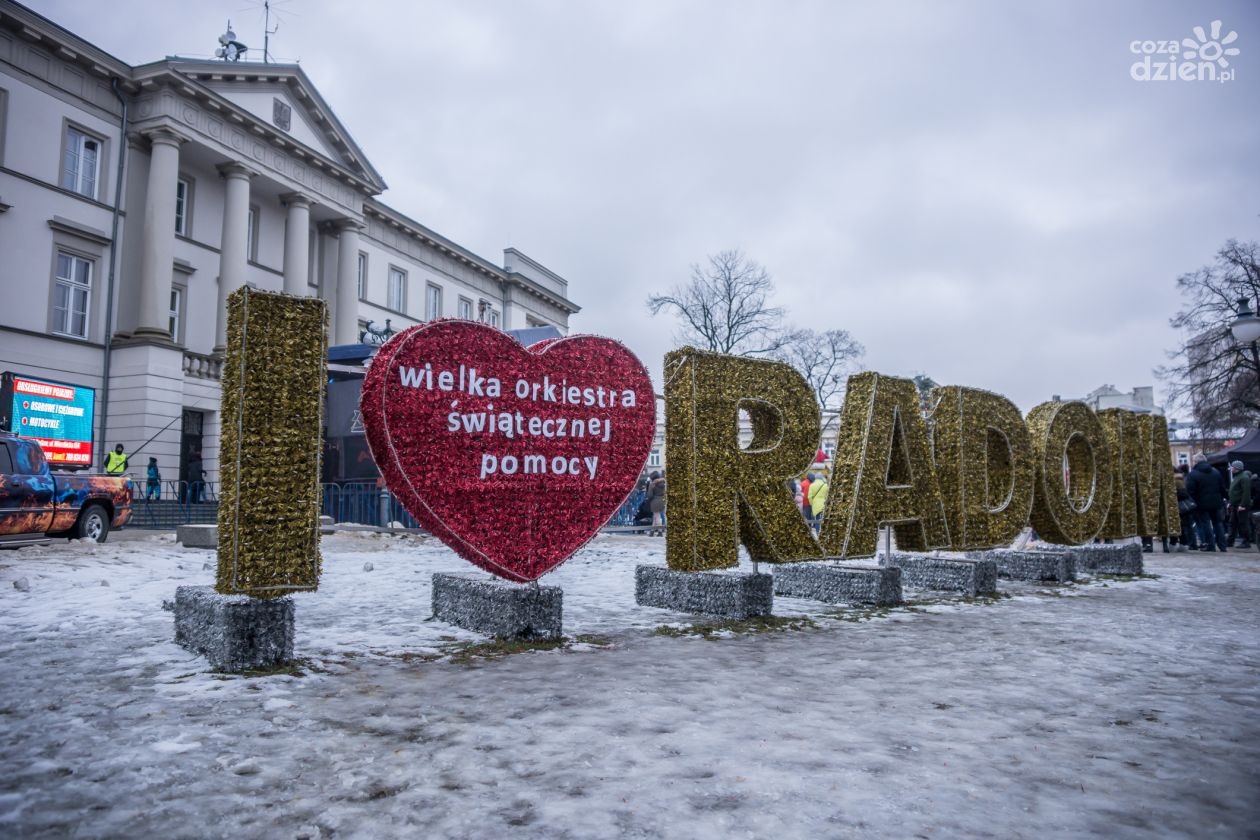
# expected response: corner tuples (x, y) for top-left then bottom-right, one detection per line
(1182, 20), (1240, 67)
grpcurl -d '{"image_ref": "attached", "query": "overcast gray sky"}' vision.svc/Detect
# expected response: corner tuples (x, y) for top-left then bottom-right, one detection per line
(36, 0), (1260, 413)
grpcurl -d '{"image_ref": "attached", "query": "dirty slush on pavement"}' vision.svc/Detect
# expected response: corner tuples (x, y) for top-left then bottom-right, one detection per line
(1, 531), (1258, 839)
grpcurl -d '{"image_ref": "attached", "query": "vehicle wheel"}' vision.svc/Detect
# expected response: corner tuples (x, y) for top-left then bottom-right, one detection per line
(76, 504), (110, 543)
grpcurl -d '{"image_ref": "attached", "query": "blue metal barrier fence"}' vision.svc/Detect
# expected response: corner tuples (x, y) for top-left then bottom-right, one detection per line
(128, 480), (219, 529)
(126, 480), (651, 531)
(320, 481), (422, 529)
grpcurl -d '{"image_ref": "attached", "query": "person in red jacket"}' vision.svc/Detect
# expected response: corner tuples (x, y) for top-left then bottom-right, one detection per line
(800, 473), (814, 527)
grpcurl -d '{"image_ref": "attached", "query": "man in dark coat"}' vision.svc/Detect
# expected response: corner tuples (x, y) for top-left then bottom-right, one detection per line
(1185, 454), (1228, 551)
(647, 470), (667, 536)
(1174, 463), (1197, 551)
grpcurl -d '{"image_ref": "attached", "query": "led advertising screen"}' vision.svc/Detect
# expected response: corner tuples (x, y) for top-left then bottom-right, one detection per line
(0, 373), (96, 467)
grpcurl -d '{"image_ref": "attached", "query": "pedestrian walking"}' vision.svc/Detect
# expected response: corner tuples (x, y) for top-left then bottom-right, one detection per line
(187, 450), (205, 504)
(801, 473), (815, 527)
(1185, 454), (1228, 552)
(1228, 460), (1252, 548)
(647, 470), (667, 536)
(145, 457), (161, 501)
(1174, 464), (1197, 551)
(808, 473), (829, 534)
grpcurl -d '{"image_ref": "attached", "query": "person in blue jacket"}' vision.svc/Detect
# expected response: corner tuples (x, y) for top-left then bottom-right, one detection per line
(145, 457), (161, 501)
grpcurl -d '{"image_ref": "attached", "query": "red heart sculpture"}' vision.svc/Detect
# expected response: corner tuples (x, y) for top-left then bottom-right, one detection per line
(360, 321), (656, 582)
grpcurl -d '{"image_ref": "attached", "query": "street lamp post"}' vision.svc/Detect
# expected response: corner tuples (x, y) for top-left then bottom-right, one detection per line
(1229, 297), (1260, 401)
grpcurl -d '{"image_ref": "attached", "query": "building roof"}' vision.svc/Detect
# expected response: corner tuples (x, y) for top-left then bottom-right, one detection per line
(159, 58), (388, 192)
(0, 0), (581, 317)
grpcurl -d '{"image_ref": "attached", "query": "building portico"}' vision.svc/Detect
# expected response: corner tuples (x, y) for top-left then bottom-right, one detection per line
(0, 0), (580, 489)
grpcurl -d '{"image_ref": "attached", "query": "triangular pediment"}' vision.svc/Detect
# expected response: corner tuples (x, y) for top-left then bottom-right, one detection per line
(164, 60), (385, 191)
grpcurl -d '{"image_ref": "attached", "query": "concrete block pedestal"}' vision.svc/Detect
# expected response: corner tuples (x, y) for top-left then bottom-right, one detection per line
(1040, 543), (1143, 576)
(635, 566), (773, 619)
(173, 585), (294, 672)
(968, 548), (1076, 582)
(176, 524), (217, 548)
(774, 562), (903, 606)
(879, 552), (998, 596)
(431, 573), (563, 640)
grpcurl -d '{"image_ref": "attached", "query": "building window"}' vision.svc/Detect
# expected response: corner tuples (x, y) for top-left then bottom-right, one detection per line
(426, 284), (442, 320)
(1177, 452), (1189, 466)
(246, 205), (259, 261)
(53, 251), (92, 338)
(175, 178), (191, 236)
(61, 126), (101, 200)
(457, 296), (473, 320)
(357, 252), (368, 300)
(168, 286), (183, 344)
(387, 267), (406, 312)
(648, 448), (662, 468)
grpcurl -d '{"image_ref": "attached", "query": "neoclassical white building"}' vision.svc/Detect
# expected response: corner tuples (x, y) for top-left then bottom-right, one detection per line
(0, 1), (578, 485)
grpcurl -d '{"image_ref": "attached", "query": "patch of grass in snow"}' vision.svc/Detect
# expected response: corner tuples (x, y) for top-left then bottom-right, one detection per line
(957, 591), (1014, 605)
(397, 634), (613, 665)
(824, 591), (1012, 621)
(208, 657), (321, 679)
(653, 615), (817, 639)
(825, 604), (900, 622)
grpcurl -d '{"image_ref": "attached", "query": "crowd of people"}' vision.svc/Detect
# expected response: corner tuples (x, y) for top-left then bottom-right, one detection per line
(796, 472), (828, 533)
(101, 441), (211, 504)
(1174, 455), (1255, 552)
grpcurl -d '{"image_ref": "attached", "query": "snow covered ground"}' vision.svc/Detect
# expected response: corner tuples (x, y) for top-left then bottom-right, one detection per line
(1, 530), (1257, 839)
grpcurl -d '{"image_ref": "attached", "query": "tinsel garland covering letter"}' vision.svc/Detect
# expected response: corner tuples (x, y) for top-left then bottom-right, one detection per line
(1147, 413), (1176, 537)
(819, 372), (950, 557)
(1097, 408), (1155, 538)
(216, 287), (327, 598)
(928, 386), (1035, 549)
(663, 347), (822, 572)
(1025, 400), (1113, 545)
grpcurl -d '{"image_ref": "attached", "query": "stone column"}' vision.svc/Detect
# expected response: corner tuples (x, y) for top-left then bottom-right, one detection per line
(334, 220), (363, 345)
(281, 193), (312, 296)
(134, 127), (187, 339)
(214, 162), (255, 351)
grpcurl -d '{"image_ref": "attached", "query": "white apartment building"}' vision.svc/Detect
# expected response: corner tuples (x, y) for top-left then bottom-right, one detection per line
(0, 1), (578, 486)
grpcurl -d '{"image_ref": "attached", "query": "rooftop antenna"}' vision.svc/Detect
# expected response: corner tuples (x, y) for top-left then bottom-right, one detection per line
(263, 0), (279, 63)
(215, 21), (249, 61)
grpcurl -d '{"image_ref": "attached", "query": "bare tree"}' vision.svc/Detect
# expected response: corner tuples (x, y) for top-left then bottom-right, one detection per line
(647, 250), (796, 356)
(912, 374), (939, 413)
(1157, 239), (1260, 433)
(775, 329), (866, 424)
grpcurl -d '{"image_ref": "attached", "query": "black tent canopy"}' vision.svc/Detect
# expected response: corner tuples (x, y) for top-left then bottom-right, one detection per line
(1206, 428), (1260, 470)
